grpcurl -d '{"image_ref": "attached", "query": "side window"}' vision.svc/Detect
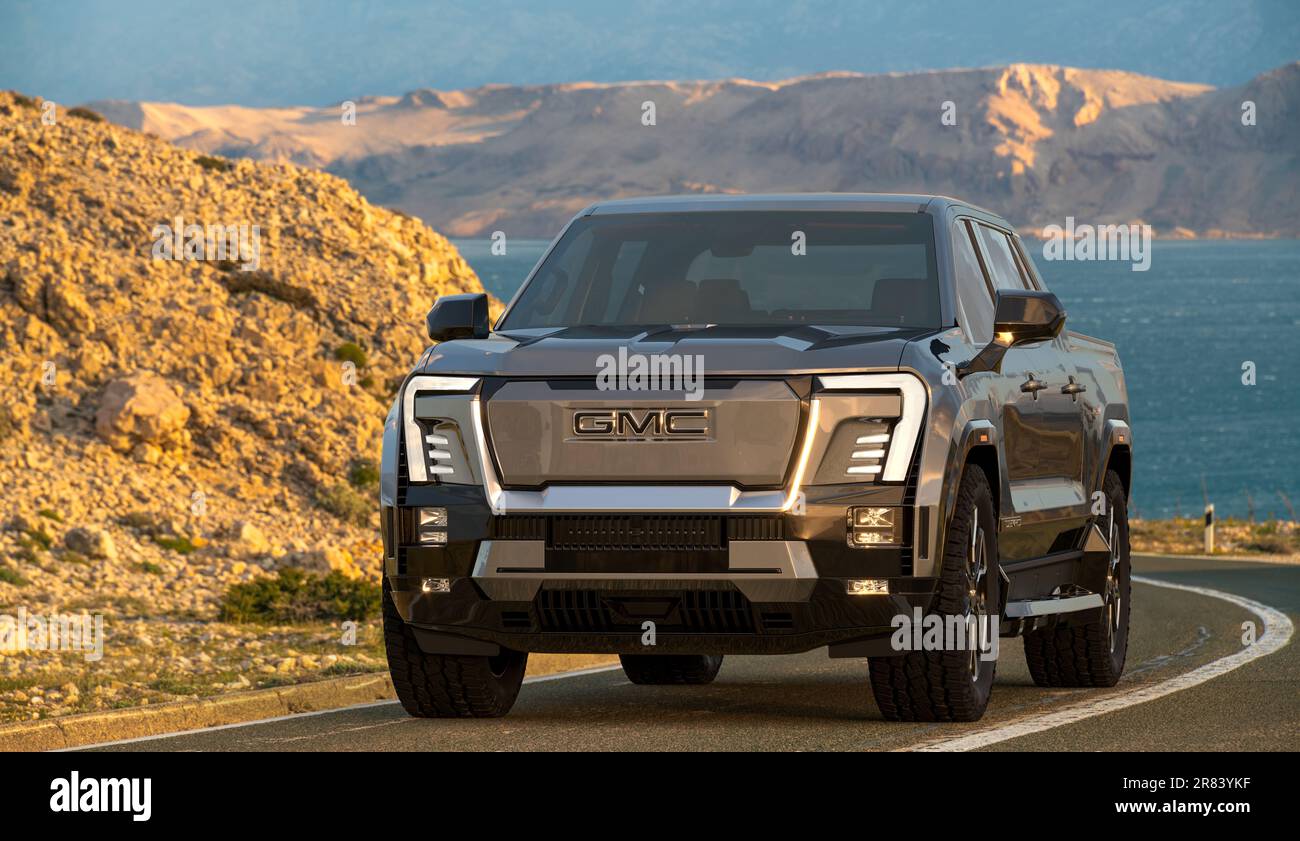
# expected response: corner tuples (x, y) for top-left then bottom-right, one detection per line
(974, 224), (1030, 290)
(952, 220), (995, 345)
(1010, 234), (1046, 291)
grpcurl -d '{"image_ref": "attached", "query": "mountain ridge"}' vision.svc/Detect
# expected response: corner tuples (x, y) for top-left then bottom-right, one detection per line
(87, 62), (1300, 238)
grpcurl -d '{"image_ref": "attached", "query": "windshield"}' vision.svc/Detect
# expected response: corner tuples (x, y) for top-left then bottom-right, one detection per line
(499, 210), (940, 330)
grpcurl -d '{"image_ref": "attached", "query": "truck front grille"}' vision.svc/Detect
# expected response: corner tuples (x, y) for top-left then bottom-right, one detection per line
(552, 515), (723, 550)
(534, 589), (756, 633)
(490, 515), (784, 550)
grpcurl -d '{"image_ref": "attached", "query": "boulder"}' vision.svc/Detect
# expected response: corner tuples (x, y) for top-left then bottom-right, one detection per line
(64, 526), (118, 560)
(95, 373), (190, 451)
(45, 277), (97, 334)
(233, 521), (271, 556)
(286, 546), (363, 579)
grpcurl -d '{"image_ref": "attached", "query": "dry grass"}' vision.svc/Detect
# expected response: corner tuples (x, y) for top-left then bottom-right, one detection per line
(1131, 517), (1299, 558)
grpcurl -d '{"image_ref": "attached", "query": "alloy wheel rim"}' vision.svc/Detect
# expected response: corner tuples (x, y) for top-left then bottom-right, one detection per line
(966, 507), (989, 682)
(1104, 506), (1122, 654)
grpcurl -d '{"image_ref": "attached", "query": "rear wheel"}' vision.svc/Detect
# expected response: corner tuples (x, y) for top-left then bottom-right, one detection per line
(620, 654), (724, 685)
(382, 580), (528, 717)
(868, 466), (1001, 722)
(1024, 470), (1130, 687)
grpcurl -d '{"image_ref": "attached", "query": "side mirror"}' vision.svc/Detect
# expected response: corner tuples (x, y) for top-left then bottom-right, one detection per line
(426, 293), (489, 343)
(958, 290), (1066, 378)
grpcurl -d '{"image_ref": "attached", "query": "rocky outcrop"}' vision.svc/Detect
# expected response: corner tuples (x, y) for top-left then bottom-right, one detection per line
(0, 90), (488, 615)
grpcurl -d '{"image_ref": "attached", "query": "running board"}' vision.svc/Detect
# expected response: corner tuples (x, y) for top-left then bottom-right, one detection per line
(1004, 593), (1104, 618)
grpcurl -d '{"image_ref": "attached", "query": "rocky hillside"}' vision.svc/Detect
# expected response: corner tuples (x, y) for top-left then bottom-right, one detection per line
(0, 89), (486, 615)
(90, 62), (1300, 238)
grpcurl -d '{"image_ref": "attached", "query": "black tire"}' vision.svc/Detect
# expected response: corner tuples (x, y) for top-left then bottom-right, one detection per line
(619, 654), (724, 685)
(868, 467), (1001, 722)
(1024, 470), (1131, 687)
(382, 580), (528, 717)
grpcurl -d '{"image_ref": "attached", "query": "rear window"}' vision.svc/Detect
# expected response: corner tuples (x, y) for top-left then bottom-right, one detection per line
(500, 211), (940, 329)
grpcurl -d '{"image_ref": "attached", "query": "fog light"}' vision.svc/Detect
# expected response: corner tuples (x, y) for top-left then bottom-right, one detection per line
(419, 507), (448, 526)
(421, 577), (450, 594)
(846, 578), (889, 595)
(418, 508), (448, 544)
(847, 506), (902, 547)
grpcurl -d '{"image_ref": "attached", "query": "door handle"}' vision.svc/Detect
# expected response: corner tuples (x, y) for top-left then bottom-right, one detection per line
(1020, 374), (1048, 399)
(1060, 376), (1087, 401)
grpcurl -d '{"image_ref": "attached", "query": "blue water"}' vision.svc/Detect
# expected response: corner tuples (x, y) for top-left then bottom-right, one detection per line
(454, 238), (1300, 519)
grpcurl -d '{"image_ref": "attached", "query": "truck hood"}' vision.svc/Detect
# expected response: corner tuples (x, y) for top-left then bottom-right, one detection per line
(415, 323), (930, 377)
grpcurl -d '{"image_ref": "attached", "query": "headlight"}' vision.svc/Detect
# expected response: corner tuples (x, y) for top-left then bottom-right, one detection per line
(401, 376), (478, 483)
(845, 421), (892, 477)
(817, 374), (926, 482)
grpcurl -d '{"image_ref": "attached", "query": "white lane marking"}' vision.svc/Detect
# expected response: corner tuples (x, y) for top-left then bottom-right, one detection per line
(54, 700), (399, 752)
(909, 576), (1294, 752)
(525, 664), (624, 683)
(60, 664), (624, 751)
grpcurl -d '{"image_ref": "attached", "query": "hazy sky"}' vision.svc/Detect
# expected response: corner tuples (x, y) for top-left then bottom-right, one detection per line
(2, 0), (1297, 106)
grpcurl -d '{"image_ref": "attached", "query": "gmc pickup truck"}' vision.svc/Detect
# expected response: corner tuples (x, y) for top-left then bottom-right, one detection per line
(379, 194), (1133, 722)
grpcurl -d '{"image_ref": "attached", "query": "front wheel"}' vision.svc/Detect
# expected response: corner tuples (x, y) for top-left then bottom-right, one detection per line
(868, 466), (1001, 722)
(382, 580), (528, 717)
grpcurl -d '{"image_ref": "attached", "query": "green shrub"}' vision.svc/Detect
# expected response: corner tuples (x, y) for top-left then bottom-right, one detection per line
(218, 568), (380, 623)
(66, 106), (104, 123)
(195, 154), (232, 172)
(347, 458), (380, 489)
(139, 560), (166, 575)
(117, 511), (162, 534)
(11, 93), (38, 110)
(37, 508), (63, 523)
(333, 342), (367, 368)
(0, 567), (28, 587)
(315, 482), (371, 527)
(22, 528), (52, 551)
(152, 535), (197, 555)
(151, 674), (203, 696)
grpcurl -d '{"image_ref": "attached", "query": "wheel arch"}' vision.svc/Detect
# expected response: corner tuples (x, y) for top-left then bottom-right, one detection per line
(941, 419), (1000, 528)
(932, 419), (1002, 579)
(1100, 419), (1133, 501)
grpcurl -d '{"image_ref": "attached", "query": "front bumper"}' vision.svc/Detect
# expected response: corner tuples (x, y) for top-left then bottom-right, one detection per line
(383, 484), (938, 656)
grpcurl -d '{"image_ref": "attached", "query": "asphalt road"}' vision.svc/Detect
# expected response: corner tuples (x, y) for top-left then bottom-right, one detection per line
(85, 554), (1298, 751)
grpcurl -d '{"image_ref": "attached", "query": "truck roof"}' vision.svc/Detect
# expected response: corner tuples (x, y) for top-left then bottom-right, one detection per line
(585, 192), (1002, 220)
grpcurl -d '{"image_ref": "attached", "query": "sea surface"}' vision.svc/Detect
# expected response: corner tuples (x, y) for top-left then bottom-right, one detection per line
(453, 238), (1300, 519)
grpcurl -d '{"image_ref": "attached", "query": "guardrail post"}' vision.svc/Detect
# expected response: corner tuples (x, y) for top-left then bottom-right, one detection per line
(1204, 503), (1215, 554)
